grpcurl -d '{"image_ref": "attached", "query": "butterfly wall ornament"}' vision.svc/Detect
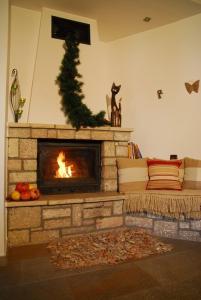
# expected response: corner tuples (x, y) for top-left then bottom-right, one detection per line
(185, 80), (200, 94)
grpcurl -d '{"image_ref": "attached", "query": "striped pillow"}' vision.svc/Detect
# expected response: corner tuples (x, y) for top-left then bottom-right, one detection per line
(146, 159), (182, 190)
(117, 158), (148, 192)
(157, 158), (184, 182)
(183, 157), (201, 189)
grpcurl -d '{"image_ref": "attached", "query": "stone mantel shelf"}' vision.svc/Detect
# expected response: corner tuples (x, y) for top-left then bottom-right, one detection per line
(5, 192), (126, 208)
(7, 122), (133, 132)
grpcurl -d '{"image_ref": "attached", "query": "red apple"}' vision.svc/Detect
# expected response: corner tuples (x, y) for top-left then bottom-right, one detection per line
(30, 188), (40, 200)
(20, 190), (31, 200)
(16, 182), (30, 193)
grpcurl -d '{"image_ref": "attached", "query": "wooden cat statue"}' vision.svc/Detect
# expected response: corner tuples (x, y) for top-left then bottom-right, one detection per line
(111, 83), (122, 127)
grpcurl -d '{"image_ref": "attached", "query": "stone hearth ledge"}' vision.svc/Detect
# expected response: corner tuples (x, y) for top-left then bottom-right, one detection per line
(7, 122), (133, 131)
(5, 192), (127, 207)
(6, 192), (126, 246)
(7, 123), (133, 141)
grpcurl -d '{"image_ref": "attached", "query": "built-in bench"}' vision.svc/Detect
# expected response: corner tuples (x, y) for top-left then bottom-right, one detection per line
(118, 157), (201, 243)
(124, 189), (201, 243)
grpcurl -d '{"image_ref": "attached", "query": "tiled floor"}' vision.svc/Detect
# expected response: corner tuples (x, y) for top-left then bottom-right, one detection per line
(0, 237), (201, 300)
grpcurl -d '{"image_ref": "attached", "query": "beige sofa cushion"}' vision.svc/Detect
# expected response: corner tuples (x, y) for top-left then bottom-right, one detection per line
(183, 157), (201, 189)
(117, 158), (148, 192)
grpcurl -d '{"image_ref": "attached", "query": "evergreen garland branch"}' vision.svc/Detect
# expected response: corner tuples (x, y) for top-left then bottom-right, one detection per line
(57, 32), (109, 130)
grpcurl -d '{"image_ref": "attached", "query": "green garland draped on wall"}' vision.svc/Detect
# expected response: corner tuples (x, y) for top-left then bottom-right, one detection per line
(57, 32), (109, 129)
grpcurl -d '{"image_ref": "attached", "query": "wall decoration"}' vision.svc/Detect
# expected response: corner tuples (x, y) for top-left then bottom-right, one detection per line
(185, 80), (200, 94)
(157, 89), (163, 99)
(10, 69), (26, 123)
(57, 32), (109, 130)
(110, 83), (122, 127)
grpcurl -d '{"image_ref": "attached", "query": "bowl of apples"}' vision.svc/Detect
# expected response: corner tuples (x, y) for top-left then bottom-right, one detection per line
(10, 182), (40, 201)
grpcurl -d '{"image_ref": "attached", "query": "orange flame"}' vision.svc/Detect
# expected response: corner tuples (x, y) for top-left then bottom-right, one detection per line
(55, 151), (73, 178)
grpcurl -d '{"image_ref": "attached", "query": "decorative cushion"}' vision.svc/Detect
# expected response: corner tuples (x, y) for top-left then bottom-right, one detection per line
(117, 158), (148, 192)
(183, 157), (201, 189)
(154, 158), (184, 182)
(146, 159), (182, 190)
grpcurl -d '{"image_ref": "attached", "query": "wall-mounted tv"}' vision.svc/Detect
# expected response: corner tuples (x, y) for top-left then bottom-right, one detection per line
(51, 16), (91, 45)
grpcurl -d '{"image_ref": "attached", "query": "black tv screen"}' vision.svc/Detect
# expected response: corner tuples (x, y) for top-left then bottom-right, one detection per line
(51, 16), (91, 45)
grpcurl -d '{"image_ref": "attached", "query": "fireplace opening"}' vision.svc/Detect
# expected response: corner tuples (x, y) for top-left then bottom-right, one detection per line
(37, 139), (101, 194)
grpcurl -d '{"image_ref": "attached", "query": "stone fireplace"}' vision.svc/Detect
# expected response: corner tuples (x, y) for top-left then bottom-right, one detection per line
(7, 123), (132, 195)
(6, 123), (132, 247)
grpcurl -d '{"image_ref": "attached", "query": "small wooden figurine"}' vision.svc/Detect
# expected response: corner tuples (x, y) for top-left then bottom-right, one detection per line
(110, 82), (122, 127)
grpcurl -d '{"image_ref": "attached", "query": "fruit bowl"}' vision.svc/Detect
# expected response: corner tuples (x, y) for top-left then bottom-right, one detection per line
(8, 182), (40, 201)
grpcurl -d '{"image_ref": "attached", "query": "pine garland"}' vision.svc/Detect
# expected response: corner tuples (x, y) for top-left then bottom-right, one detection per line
(57, 32), (109, 130)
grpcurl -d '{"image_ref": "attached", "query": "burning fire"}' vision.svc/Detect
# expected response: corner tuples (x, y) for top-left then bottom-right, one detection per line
(55, 151), (73, 178)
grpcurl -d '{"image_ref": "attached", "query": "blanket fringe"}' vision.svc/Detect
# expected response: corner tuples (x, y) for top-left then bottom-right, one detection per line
(124, 191), (201, 219)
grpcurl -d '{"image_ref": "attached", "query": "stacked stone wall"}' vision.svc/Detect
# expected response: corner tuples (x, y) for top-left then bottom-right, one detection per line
(125, 213), (201, 242)
(6, 194), (125, 247)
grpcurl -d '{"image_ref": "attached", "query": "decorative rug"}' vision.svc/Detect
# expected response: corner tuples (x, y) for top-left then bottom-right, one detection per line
(47, 228), (173, 270)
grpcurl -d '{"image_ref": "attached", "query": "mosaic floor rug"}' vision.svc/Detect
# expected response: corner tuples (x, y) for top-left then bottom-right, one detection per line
(48, 228), (173, 270)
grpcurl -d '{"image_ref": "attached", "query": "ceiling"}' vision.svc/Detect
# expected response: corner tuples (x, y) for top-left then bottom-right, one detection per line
(10, 0), (201, 41)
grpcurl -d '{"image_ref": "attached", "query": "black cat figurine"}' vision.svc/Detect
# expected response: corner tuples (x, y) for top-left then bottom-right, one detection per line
(111, 83), (122, 127)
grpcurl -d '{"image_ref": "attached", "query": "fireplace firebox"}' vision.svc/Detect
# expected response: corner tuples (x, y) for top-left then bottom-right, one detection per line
(37, 139), (101, 194)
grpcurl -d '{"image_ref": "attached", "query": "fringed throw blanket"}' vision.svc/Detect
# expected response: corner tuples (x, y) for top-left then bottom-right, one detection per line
(124, 189), (201, 219)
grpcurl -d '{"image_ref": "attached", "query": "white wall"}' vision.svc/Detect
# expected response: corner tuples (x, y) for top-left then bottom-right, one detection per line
(9, 7), (201, 159)
(9, 7), (111, 124)
(8, 6), (41, 123)
(109, 14), (201, 159)
(0, 0), (9, 256)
